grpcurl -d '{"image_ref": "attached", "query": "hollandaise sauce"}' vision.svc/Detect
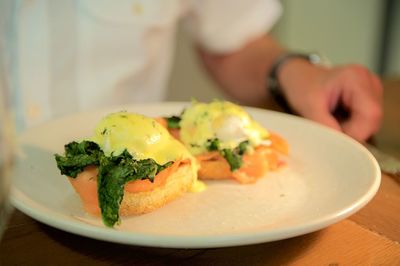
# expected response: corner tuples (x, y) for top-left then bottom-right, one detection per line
(179, 101), (270, 155)
(91, 112), (193, 164)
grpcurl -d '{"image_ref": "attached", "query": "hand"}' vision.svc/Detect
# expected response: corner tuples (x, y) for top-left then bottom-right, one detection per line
(277, 59), (383, 142)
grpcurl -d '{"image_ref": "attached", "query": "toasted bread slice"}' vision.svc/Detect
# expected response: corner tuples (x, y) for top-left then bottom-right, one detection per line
(68, 161), (196, 216)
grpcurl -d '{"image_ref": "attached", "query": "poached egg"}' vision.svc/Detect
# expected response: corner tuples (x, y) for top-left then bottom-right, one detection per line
(179, 101), (270, 155)
(91, 111), (194, 165)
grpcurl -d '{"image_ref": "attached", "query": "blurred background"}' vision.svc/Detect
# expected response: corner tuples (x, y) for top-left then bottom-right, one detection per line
(167, 0), (400, 157)
(167, 0), (400, 101)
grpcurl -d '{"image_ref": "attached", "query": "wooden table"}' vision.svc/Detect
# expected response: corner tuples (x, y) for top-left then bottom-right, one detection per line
(1, 80), (400, 265)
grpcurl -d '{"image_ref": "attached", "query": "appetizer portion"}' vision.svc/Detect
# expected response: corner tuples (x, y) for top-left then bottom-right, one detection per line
(55, 112), (199, 227)
(160, 100), (288, 184)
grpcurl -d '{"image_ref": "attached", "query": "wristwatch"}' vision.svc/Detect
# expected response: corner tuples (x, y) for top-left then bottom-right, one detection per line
(267, 53), (325, 114)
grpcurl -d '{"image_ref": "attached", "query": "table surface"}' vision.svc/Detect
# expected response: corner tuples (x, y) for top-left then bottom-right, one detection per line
(1, 80), (400, 265)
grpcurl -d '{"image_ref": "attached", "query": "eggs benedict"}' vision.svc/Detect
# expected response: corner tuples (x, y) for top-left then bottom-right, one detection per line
(159, 100), (288, 184)
(55, 111), (199, 227)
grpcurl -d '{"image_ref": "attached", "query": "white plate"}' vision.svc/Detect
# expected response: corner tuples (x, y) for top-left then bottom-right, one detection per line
(11, 102), (380, 248)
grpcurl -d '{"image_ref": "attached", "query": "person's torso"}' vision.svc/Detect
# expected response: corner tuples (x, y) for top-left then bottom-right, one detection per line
(12, 0), (183, 129)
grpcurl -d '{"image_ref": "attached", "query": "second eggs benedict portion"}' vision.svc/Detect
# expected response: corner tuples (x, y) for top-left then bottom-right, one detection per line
(179, 101), (270, 155)
(161, 100), (288, 184)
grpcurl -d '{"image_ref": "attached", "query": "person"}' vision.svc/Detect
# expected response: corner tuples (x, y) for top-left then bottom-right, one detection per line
(4, 0), (382, 142)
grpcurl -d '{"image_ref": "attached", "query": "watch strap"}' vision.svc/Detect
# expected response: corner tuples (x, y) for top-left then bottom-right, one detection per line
(267, 53), (320, 114)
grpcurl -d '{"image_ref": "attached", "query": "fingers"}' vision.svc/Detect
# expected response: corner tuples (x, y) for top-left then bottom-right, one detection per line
(339, 68), (383, 141)
(341, 102), (382, 141)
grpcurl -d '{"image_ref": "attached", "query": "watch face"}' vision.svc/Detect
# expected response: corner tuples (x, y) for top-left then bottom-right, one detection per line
(310, 53), (332, 67)
(309, 54), (321, 64)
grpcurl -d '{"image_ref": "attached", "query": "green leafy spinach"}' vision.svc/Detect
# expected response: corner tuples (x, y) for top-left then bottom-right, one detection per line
(205, 138), (221, 151)
(54, 141), (102, 178)
(205, 139), (250, 171)
(165, 115), (181, 129)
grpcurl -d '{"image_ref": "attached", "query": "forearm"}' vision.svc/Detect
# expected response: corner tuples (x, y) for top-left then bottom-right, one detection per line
(198, 35), (285, 107)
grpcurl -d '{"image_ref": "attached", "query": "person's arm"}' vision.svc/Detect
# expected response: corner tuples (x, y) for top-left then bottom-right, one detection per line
(198, 35), (383, 142)
(198, 35), (284, 107)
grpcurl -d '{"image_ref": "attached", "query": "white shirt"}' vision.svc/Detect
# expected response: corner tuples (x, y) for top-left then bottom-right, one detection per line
(5, 0), (281, 130)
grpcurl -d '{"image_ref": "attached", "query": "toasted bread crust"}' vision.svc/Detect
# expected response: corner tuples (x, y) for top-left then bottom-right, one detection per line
(196, 146), (283, 184)
(196, 152), (233, 180)
(69, 163), (196, 217)
(119, 163), (195, 215)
